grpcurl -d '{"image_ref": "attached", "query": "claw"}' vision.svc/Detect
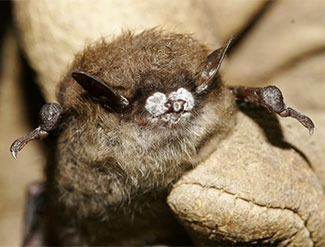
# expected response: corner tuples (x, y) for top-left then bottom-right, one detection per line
(11, 149), (17, 160)
(279, 106), (315, 135)
(10, 103), (62, 159)
(10, 128), (47, 159)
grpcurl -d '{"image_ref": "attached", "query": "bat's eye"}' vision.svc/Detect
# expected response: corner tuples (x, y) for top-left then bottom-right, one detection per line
(145, 88), (194, 124)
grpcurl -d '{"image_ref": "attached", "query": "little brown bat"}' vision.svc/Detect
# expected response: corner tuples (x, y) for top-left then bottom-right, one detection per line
(11, 29), (314, 246)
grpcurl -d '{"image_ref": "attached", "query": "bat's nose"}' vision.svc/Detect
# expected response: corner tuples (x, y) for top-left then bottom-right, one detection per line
(164, 99), (186, 113)
(145, 88), (194, 119)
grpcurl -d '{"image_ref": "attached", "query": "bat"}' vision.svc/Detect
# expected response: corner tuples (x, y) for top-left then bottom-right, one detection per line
(10, 29), (314, 246)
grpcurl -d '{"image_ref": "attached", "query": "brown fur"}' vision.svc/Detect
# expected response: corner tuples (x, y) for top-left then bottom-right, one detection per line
(46, 29), (237, 245)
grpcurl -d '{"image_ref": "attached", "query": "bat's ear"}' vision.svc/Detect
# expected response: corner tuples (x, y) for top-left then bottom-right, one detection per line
(71, 71), (129, 112)
(196, 36), (234, 94)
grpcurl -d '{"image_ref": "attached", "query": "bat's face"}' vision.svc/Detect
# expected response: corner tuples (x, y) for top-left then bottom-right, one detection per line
(57, 30), (236, 158)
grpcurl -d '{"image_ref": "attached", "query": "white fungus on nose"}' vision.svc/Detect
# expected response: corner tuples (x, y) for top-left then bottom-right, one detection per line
(145, 88), (195, 119)
(145, 92), (168, 117)
(168, 88), (194, 112)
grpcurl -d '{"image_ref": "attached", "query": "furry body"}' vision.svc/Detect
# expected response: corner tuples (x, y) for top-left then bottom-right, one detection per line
(44, 29), (236, 245)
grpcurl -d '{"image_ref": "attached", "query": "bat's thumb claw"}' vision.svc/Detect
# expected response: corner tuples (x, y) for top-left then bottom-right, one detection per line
(10, 140), (21, 160)
(303, 116), (315, 136)
(9, 129), (40, 160)
(9, 103), (62, 161)
(11, 149), (17, 160)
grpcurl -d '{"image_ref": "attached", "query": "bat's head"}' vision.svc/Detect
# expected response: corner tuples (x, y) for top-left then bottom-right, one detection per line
(58, 30), (235, 146)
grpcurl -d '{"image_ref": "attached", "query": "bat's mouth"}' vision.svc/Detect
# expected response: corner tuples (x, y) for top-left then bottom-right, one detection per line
(150, 111), (192, 125)
(145, 88), (194, 125)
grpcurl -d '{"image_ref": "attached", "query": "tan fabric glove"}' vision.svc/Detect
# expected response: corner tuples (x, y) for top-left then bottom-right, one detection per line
(168, 110), (325, 246)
